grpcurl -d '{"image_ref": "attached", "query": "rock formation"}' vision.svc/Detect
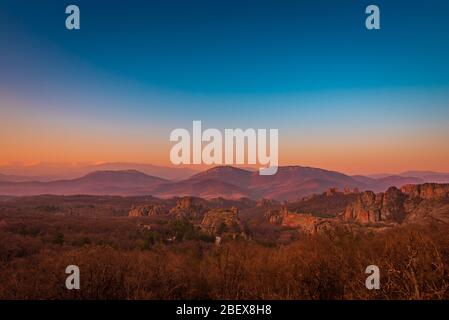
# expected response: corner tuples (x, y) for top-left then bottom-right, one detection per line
(169, 196), (208, 220)
(266, 206), (334, 235)
(325, 188), (339, 196)
(265, 208), (285, 224)
(343, 187), (406, 223)
(401, 183), (449, 200)
(128, 204), (167, 217)
(256, 198), (279, 208)
(343, 184), (449, 224)
(201, 207), (244, 236)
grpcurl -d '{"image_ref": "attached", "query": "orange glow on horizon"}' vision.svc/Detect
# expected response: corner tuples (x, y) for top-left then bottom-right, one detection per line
(2, 98), (449, 175)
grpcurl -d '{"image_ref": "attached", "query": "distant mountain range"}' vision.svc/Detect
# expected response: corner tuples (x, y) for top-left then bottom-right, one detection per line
(0, 162), (197, 181)
(0, 173), (44, 182)
(0, 170), (167, 196)
(399, 171), (449, 183)
(1, 165), (449, 200)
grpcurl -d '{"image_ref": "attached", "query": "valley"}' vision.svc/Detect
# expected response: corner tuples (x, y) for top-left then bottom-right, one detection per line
(1, 179), (449, 299)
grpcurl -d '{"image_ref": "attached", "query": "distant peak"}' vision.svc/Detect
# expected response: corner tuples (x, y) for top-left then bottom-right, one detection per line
(198, 166), (253, 174)
(86, 169), (145, 176)
(81, 169), (167, 181)
(208, 166), (251, 172)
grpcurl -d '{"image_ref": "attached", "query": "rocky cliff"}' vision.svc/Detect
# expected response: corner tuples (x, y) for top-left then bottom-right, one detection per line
(343, 183), (449, 224)
(265, 206), (334, 235)
(401, 183), (449, 199)
(201, 207), (245, 236)
(169, 196), (208, 220)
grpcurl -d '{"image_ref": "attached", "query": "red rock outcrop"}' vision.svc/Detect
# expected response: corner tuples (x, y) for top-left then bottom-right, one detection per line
(256, 198), (278, 207)
(343, 191), (379, 223)
(401, 183), (449, 200)
(169, 196), (208, 219)
(266, 206), (334, 235)
(325, 188), (339, 196)
(201, 207), (244, 236)
(344, 184), (449, 224)
(128, 204), (167, 217)
(265, 208), (284, 224)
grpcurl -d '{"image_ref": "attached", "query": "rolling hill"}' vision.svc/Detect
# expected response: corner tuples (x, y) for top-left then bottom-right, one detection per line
(1, 166), (449, 200)
(0, 170), (167, 196)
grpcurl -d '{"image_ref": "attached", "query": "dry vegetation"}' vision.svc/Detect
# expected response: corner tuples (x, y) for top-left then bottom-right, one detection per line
(0, 196), (448, 300)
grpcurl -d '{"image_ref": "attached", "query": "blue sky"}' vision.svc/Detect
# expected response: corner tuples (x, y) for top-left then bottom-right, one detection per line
(2, 0), (449, 95)
(1, 0), (449, 173)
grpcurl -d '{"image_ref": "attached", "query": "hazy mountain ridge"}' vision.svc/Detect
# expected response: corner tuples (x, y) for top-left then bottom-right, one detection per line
(0, 162), (197, 181)
(0, 170), (167, 196)
(2, 165), (449, 200)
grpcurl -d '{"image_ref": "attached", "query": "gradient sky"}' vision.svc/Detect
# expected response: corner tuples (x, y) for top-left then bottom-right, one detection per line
(1, 0), (449, 174)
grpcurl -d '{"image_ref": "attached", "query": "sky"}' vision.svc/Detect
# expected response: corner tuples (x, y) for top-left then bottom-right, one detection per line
(1, 0), (449, 174)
